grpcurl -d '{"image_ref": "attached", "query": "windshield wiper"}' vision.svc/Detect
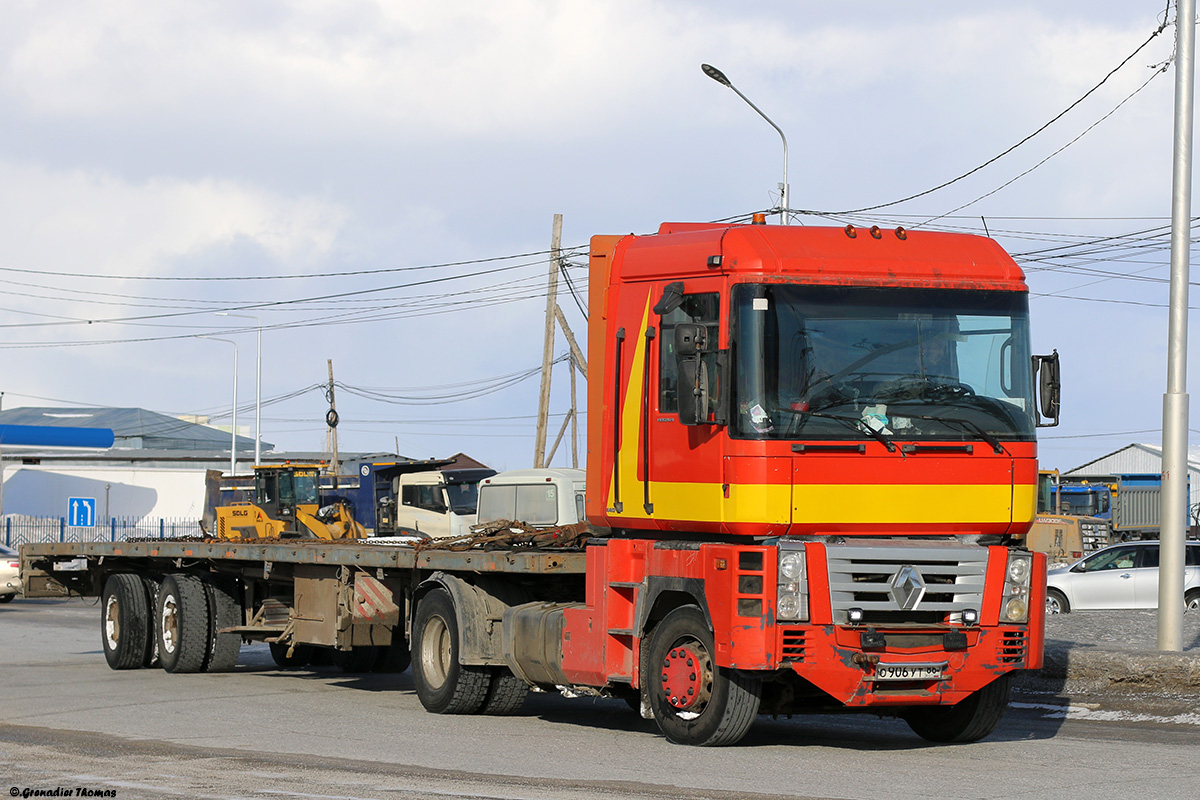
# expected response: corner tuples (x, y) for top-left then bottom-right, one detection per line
(901, 412), (1006, 454)
(796, 410), (899, 453)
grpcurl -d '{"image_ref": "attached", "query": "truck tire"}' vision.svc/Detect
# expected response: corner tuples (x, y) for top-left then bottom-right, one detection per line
(647, 606), (762, 746)
(1045, 589), (1070, 615)
(903, 674), (1011, 743)
(332, 646), (378, 673)
(269, 642), (313, 668)
(101, 573), (149, 670)
(141, 576), (161, 668)
(373, 638), (411, 673)
(411, 588), (489, 714)
(203, 577), (242, 672)
(157, 574), (211, 674)
(478, 668), (529, 715)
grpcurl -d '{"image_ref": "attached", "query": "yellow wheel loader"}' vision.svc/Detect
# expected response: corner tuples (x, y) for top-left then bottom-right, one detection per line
(207, 465), (366, 540)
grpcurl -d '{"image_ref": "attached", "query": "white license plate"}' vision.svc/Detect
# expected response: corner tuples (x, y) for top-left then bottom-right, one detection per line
(874, 663), (944, 681)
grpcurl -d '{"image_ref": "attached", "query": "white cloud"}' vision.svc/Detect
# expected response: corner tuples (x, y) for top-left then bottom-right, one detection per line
(0, 160), (346, 277)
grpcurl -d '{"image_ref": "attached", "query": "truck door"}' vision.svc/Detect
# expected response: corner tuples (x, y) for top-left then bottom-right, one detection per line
(644, 283), (726, 532)
(398, 479), (451, 537)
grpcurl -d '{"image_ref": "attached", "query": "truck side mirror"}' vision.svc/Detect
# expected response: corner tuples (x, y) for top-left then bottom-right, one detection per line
(1033, 350), (1060, 428)
(676, 324), (710, 425)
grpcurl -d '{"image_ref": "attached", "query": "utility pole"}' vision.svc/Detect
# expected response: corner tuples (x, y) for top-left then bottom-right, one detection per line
(570, 353), (579, 469)
(326, 359), (340, 488)
(1159, 0), (1195, 652)
(534, 214), (563, 468)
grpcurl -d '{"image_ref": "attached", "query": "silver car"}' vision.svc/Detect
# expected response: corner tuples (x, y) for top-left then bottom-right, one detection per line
(1045, 540), (1200, 614)
(1, 544), (20, 603)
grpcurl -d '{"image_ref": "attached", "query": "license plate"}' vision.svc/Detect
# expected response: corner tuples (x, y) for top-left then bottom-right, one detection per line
(873, 663), (945, 681)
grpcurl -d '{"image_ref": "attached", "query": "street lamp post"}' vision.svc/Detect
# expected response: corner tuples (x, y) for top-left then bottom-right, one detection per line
(203, 337), (238, 476)
(701, 63), (790, 224)
(216, 312), (262, 465)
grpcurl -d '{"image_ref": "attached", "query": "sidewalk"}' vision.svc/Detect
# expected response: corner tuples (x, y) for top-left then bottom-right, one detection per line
(1017, 609), (1200, 697)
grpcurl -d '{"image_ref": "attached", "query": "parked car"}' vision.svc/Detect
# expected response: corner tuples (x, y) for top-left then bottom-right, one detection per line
(1, 544), (20, 603)
(1045, 540), (1200, 614)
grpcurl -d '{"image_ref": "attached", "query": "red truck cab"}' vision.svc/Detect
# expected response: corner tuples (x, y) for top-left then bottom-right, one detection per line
(567, 219), (1055, 745)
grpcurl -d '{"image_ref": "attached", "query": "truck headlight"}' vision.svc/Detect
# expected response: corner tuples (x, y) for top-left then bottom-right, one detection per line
(780, 552), (806, 581)
(776, 549), (808, 621)
(1001, 552), (1033, 623)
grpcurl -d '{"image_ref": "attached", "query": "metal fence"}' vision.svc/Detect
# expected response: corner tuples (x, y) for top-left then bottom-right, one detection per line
(3, 516), (202, 548)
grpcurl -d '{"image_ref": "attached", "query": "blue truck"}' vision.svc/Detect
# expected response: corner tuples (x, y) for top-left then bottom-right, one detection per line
(1056, 473), (1189, 542)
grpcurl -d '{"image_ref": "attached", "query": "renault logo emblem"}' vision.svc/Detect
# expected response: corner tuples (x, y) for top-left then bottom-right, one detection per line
(891, 565), (926, 610)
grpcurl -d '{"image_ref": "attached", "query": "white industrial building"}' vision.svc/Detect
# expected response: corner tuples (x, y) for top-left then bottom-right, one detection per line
(1064, 443), (1200, 485)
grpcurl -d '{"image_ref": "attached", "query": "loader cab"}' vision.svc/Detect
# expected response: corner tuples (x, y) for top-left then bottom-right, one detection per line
(255, 466), (321, 524)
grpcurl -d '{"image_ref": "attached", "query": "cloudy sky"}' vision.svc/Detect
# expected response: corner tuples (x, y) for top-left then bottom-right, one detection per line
(0, 0), (1191, 473)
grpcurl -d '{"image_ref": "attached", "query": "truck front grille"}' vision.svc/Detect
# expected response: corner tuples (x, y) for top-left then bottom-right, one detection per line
(780, 629), (808, 662)
(825, 543), (989, 625)
(999, 630), (1027, 664)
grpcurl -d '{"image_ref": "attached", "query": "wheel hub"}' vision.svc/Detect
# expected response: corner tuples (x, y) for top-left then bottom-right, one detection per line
(660, 644), (710, 710)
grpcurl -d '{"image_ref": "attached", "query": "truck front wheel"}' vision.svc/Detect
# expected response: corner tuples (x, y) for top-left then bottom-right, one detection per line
(157, 574), (211, 674)
(903, 674), (1011, 743)
(646, 606), (762, 746)
(101, 573), (149, 670)
(411, 588), (489, 714)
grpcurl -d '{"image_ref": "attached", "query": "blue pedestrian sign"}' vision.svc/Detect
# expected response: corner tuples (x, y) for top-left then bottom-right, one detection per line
(68, 497), (97, 527)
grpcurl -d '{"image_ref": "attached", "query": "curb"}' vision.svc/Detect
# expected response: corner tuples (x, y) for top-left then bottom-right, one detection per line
(1014, 640), (1200, 697)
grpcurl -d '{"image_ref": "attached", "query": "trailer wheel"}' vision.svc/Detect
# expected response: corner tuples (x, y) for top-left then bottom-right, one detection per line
(332, 646), (378, 673)
(903, 674), (1011, 743)
(646, 606), (761, 746)
(203, 577), (242, 672)
(141, 576), (161, 668)
(411, 588), (489, 714)
(157, 574), (211, 674)
(269, 642), (313, 668)
(478, 668), (529, 716)
(101, 573), (149, 670)
(1045, 589), (1070, 615)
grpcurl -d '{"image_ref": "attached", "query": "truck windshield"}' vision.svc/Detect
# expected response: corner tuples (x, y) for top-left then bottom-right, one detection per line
(731, 284), (1035, 442)
(1060, 490), (1107, 517)
(445, 482), (480, 515)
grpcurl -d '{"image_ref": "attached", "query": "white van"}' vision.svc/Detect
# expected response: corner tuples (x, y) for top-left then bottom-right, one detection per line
(476, 468), (587, 528)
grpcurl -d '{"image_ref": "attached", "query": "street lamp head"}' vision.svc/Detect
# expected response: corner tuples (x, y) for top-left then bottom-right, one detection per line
(701, 63), (732, 87)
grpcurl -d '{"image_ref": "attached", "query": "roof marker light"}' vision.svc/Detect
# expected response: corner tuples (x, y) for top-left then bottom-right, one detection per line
(870, 225), (882, 239)
(895, 226), (908, 240)
(844, 225), (857, 239)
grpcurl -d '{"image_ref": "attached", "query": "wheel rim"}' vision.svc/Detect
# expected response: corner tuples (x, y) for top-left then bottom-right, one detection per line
(1046, 595), (1063, 615)
(660, 639), (713, 717)
(160, 593), (179, 654)
(105, 595), (120, 650)
(420, 614), (451, 690)
(1187, 595), (1200, 611)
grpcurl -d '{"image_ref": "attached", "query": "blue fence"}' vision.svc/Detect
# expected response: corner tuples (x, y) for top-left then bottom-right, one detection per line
(3, 516), (202, 548)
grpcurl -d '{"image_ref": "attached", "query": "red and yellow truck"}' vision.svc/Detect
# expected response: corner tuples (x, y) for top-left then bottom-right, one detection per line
(20, 218), (1058, 747)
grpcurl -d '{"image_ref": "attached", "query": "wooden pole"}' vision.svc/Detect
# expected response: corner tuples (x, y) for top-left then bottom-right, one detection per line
(327, 359), (339, 488)
(569, 353), (579, 469)
(534, 214), (562, 468)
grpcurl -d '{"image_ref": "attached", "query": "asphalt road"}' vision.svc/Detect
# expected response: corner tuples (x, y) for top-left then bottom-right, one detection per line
(2, 598), (1199, 800)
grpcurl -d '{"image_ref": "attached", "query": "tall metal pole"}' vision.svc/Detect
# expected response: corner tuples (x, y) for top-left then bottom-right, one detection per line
(702, 64), (790, 224)
(535, 214), (563, 468)
(217, 312), (262, 465)
(1159, 0), (1194, 652)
